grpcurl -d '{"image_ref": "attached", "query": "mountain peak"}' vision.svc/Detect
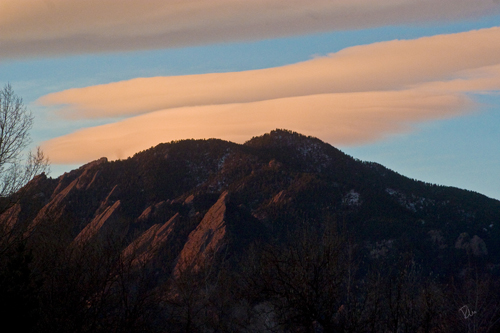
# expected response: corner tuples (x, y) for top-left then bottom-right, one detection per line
(244, 129), (322, 148)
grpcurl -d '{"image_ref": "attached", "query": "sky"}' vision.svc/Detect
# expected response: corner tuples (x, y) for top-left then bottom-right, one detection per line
(1, 0), (500, 200)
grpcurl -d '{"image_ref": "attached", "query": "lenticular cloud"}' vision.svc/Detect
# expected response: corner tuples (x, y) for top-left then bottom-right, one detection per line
(39, 27), (500, 119)
(39, 27), (500, 163)
(2, 0), (500, 59)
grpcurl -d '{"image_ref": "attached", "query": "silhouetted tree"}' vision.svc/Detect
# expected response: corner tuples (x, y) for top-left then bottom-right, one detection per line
(0, 84), (48, 207)
(243, 224), (361, 332)
(0, 84), (49, 332)
(0, 242), (41, 332)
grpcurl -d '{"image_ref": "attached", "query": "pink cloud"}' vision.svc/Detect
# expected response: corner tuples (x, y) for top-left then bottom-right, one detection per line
(38, 28), (500, 164)
(38, 27), (500, 119)
(42, 89), (471, 164)
(2, 0), (500, 59)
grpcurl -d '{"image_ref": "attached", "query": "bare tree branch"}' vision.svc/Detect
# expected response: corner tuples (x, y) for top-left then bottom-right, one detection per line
(0, 84), (49, 203)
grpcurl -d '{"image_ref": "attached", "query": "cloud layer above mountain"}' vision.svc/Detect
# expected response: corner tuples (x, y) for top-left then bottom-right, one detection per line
(39, 27), (500, 164)
(2, 0), (500, 59)
(42, 90), (472, 164)
(39, 27), (500, 119)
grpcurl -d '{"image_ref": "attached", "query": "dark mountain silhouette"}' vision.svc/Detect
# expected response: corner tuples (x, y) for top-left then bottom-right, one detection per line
(2, 129), (500, 332)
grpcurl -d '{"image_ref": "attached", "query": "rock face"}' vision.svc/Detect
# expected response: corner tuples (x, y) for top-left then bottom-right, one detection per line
(123, 212), (181, 268)
(175, 191), (229, 275)
(455, 232), (488, 256)
(73, 200), (124, 246)
(2, 129), (500, 280)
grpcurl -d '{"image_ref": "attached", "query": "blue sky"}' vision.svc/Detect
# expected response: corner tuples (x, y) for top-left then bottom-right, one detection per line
(1, 1), (500, 200)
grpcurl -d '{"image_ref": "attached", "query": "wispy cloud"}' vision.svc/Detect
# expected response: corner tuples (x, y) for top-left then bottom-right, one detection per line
(39, 27), (500, 164)
(38, 27), (500, 119)
(2, 0), (500, 59)
(41, 89), (471, 164)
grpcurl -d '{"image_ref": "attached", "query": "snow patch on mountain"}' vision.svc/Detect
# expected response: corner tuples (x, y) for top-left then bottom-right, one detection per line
(343, 190), (361, 206)
(385, 188), (433, 212)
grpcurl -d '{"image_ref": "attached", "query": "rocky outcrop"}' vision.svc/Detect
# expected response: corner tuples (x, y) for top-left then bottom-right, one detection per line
(455, 232), (488, 256)
(0, 204), (21, 235)
(73, 200), (124, 245)
(269, 190), (288, 205)
(123, 212), (180, 267)
(470, 235), (488, 256)
(26, 160), (109, 236)
(174, 191), (229, 275)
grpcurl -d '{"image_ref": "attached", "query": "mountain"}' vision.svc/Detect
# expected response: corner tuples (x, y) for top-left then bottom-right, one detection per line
(2, 129), (500, 332)
(6, 129), (499, 270)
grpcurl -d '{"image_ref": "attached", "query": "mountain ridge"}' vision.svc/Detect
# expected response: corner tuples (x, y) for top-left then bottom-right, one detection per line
(3, 130), (497, 272)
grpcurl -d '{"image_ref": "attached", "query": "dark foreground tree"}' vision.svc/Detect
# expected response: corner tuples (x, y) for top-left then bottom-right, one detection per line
(0, 84), (49, 332)
(241, 224), (362, 332)
(0, 242), (41, 331)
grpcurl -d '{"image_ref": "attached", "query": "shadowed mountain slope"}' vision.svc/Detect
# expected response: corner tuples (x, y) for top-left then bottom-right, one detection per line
(3, 129), (500, 279)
